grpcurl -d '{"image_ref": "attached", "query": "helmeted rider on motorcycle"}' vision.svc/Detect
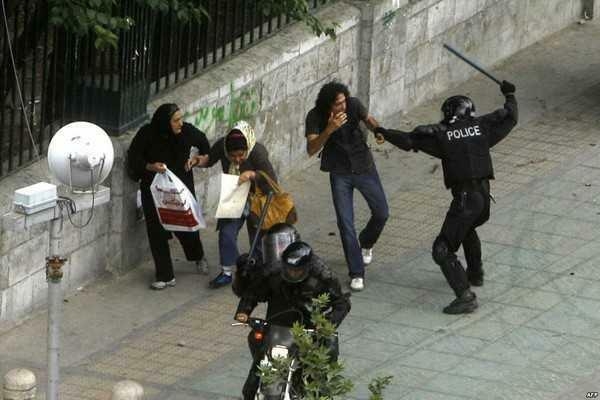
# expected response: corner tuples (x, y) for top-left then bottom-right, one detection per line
(233, 226), (351, 400)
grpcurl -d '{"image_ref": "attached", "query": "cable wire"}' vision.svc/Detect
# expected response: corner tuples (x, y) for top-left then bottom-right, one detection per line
(1, 0), (41, 159)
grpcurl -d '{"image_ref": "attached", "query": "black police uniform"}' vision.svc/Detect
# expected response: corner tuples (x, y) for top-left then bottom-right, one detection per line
(234, 254), (351, 400)
(378, 83), (518, 313)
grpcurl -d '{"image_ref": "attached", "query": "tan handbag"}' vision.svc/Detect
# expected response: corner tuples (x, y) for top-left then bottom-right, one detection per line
(249, 171), (298, 230)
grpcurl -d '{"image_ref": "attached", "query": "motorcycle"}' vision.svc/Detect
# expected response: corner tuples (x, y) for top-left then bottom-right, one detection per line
(233, 316), (338, 400)
(234, 317), (304, 400)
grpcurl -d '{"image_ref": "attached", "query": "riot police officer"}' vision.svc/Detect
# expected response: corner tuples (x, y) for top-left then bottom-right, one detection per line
(375, 80), (518, 314)
(234, 240), (351, 400)
(232, 222), (301, 298)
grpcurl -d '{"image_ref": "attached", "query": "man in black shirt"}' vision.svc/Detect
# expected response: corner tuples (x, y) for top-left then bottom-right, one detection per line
(305, 81), (389, 291)
(375, 80), (518, 314)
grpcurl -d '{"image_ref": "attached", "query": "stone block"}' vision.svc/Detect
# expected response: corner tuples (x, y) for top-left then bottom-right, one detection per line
(4, 277), (33, 321)
(67, 235), (108, 292)
(404, 47), (419, 86)
(301, 82), (326, 124)
(117, 227), (150, 275)
(427, 0), (456, 40)
(57, 218), (81, 256)
(454, 0), (483, 24)
(0, 255), (6, 289)
(370, 41), (407, 93)
(317, 38), (340, 80)
(333, 63), (359, 94)
(79, 204), (110, 247)
(289, 125), (312, 173)
(287, 48), (319, 95)
(406, 10), (429, 49)
(3, 232), (48, 289)
(0, 213), (30, 256)
(415, 42), (443, 81)
(338, 27), (359, 67)
(365, 0), (409, 22)
(406, 0), (444, 17)
(522, 0), (564, 45)
(373, 9), (407, 56)
(261, 65), (289, 111)
(31, 267), (48, 307)
(0, 289), (6, 321)
(370, 78), (406, 118)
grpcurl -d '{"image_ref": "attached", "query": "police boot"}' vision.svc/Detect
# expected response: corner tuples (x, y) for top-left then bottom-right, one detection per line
(443, 289), (478, 315)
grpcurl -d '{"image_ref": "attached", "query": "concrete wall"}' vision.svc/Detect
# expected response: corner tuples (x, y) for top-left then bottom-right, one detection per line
(0, 0), (589, 323)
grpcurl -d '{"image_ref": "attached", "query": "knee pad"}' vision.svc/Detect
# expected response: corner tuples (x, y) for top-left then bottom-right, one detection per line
(432, 236), (450, 266)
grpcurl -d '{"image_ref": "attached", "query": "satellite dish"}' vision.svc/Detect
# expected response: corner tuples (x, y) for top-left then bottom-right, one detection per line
(47, 122), (114, 192)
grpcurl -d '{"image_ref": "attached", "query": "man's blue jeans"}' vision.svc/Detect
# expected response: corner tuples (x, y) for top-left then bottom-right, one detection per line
(330, 170), (389, 278)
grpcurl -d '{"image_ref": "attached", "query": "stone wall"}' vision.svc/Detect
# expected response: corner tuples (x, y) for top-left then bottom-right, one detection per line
(0, 0), (589, 323)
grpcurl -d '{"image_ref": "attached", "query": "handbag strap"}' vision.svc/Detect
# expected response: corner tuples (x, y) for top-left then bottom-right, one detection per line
(256, 170), (282, 194)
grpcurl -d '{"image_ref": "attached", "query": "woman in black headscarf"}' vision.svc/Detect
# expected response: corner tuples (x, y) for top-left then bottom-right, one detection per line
(127, 103), (210, 289)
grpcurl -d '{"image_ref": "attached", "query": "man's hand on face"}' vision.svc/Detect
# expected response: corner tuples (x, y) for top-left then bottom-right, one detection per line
(327, 111), (347, 132)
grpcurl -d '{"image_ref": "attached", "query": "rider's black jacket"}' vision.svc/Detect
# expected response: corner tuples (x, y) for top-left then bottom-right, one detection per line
(234, 254), (351, 328)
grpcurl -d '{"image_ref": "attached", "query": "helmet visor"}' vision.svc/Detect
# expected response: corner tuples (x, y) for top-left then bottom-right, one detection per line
(281, 264), (308, 283)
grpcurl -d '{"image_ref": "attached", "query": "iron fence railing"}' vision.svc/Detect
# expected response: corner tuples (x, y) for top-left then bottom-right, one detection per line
(0, 0), (330, 178)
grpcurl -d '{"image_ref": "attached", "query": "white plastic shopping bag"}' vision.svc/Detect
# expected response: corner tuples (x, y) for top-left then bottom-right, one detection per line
(150, 168), (206, 231)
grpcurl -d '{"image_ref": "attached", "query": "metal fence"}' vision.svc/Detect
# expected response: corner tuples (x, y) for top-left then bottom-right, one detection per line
(0, 0), (330, 178)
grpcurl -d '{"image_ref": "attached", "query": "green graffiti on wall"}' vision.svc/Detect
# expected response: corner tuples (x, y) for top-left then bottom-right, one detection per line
(189, 83), (260, 132)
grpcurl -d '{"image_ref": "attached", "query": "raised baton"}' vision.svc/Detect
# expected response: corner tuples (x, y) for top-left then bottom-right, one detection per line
(443, 43), (502, 85)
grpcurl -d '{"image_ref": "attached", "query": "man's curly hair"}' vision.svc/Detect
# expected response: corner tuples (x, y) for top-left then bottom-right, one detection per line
(315, 81), (350, 121)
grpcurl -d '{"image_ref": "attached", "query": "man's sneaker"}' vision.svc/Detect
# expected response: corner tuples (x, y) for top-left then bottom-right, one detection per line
(196, 258), (209, 275)
(467, 268), (484, 287)
(350, 277), (365, 291)
(150, 278), (176, 290)
(209, 272), (232, 289)
(362, 248), (373, 265)
(443, 290), (478, 314)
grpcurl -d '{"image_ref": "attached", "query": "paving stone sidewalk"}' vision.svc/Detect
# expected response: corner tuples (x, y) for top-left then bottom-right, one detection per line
(2, 20), (600, 400)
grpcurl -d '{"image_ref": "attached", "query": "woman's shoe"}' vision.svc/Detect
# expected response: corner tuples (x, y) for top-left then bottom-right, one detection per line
(209, 272), (232, 289)
(150, 278), (176, 290)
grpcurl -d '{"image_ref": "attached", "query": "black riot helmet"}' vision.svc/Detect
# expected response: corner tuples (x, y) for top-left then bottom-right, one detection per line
(441, 95), (475, 124)
(280, 241), (313, 283)
(262, 223), (301, 265)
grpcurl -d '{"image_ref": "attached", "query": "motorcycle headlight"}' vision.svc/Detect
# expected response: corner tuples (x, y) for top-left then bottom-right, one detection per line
(270, 345), (289, 359)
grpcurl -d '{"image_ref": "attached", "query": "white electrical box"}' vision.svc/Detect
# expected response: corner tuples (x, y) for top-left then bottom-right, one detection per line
(14, 182), (58, 215)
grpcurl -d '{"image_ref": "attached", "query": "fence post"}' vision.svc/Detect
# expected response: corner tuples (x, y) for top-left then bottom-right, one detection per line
(2, 368), (37, 400)
(111, 380), (144, 400)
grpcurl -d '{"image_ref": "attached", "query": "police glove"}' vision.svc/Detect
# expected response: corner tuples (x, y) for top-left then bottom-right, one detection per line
(236, 253), (257, 276)
(500, 80), (516, 95)
(374, 126), (389, 135)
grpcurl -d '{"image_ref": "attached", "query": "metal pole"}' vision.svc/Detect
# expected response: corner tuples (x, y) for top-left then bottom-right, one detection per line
(47, 218), (66, 400)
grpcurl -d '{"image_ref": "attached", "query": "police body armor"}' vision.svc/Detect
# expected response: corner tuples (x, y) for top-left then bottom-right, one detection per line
(437, 118), (494, 188)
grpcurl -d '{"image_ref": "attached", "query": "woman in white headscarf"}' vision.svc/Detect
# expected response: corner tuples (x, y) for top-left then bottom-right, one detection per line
(194, 120), (277, 288)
